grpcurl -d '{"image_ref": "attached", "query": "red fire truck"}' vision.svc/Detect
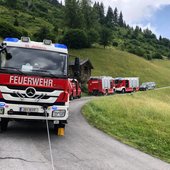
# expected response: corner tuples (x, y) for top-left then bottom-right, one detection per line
(68, 79), (81, 100)
(88, 76), (115, 95)
(115, 77), (139, 93)
(0, 37), (79, 135)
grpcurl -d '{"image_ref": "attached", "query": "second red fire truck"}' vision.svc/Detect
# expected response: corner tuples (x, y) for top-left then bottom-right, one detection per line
(88, 76), (115, 95)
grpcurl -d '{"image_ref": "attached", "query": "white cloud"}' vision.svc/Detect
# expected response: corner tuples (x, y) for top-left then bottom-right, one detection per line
(92, 0), (170, 24)
(91, 0), (170, 37)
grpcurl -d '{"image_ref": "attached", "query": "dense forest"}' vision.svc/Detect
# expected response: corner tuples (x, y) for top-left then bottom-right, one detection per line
(0, 0), (170, 60)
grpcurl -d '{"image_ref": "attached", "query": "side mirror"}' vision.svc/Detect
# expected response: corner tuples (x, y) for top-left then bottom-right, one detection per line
(74, 57), (80, 77)
(6, 53), (12, 60)
(0, 44), (12, 60)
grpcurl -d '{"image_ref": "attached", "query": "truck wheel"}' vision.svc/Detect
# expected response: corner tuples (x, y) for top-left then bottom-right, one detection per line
(122, 89), (125, 93)
(93, 91), (97, 96)
(133, 88), (136, 92)
(54, 124), (59, 134)
(70, 94), (73, 100)
(0, 118), (9, 132)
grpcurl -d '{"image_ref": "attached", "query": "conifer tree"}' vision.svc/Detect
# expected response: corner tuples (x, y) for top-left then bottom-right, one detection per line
(14, 18), (19, 26)
(7, 0), (17, 8)
(65, 0), (84, 29)
(99, 2), (105, 25)
(113, 7), (118, 24)
(118, 11), (124, 26)
(105, 6), (114, 28)
(93, 2), (105, 25)
(159, 35), (162, 41)
(93, 2), (100, 22)
(81, 0), (93, 29)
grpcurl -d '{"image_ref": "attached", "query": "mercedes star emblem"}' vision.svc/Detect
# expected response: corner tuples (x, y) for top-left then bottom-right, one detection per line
(25, 87), (36, 98)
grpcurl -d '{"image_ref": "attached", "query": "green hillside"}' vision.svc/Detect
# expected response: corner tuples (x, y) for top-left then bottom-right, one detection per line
(0, 0), (63, 38)
(70, 47), (170, 87)
(1, 0), (170, 60)
(152, 60), (170, 70)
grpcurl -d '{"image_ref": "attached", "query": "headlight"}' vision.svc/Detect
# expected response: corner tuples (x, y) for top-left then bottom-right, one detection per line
(52, 110), (66, 117)
(0, 108), (4, 114)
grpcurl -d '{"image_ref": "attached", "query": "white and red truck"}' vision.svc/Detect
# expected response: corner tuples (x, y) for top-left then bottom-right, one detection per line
(68, 78), (81, 100)
(0, 37), (80, 135)
(88, 76), (115, 95)
(115, 77), (139, 93)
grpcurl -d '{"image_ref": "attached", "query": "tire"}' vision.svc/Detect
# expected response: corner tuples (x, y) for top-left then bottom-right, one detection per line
(54, 124), (59, 134)
(69, 94), (73, 100)
(93, 90), (98, 96)
(122, 89), (125, 93)
(133, 88), (136, 92)
(0, 118), (9, 132)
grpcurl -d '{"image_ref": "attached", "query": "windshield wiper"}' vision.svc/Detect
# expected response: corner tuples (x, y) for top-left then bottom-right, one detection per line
(0, 67), (25, 75)
(32, 69), (58, 78)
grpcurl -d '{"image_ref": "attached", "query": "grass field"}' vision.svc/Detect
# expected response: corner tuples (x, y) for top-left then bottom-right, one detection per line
(152, 59), (170, 70)
(70, 47), (170, 87)
(82, 88), (170, 163)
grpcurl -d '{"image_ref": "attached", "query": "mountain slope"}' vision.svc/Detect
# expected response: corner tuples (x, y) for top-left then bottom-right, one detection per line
(0, 0), (63, 36)
(70, 47), (170, 87)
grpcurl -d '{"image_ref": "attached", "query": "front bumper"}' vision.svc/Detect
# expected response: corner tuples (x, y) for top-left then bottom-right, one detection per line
(0, 103), (69, 121)
(115, 87), (123, 92)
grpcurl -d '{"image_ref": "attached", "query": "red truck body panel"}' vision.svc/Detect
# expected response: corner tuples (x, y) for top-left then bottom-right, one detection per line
(88, 77), (115, 95)
(68, 79), (81, 99)
(0, 73), (69, 103)
(115, 77), (139, 92)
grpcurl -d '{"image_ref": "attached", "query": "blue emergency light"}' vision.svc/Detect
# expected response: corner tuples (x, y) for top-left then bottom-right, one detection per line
(4, 38), (19, 42)
(55, 43), (67, 49)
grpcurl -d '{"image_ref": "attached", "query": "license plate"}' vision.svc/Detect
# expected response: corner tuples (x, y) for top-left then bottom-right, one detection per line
(20, 107), (39, 112)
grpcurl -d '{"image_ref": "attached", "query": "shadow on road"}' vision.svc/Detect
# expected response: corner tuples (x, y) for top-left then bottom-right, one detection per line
(0, 120), (58, 138)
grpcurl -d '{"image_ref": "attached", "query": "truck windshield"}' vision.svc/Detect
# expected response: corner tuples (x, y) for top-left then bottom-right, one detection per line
(115, 80), (122, 84)
(0, 47), (67, 76)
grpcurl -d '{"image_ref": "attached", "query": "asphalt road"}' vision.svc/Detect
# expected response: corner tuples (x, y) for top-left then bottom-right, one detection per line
(0, 97), (170, 170)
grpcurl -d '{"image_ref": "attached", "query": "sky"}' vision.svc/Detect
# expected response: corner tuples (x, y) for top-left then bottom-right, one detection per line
(93, 0), (170, 39)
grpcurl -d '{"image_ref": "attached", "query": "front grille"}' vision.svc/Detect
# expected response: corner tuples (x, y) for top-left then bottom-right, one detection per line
(8, 111), (48, 117)
(0, 99), (65, 106)
(6, 85), (60, 92)
(10, 93), (51, 99)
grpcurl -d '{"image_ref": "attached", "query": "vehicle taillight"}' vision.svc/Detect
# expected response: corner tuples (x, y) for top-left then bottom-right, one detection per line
(56, 91), (69, 102)
(0, 91), (3, 99)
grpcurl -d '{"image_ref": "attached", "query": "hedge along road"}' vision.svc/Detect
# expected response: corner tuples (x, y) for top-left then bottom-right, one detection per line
(0, 97), (170, 170)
